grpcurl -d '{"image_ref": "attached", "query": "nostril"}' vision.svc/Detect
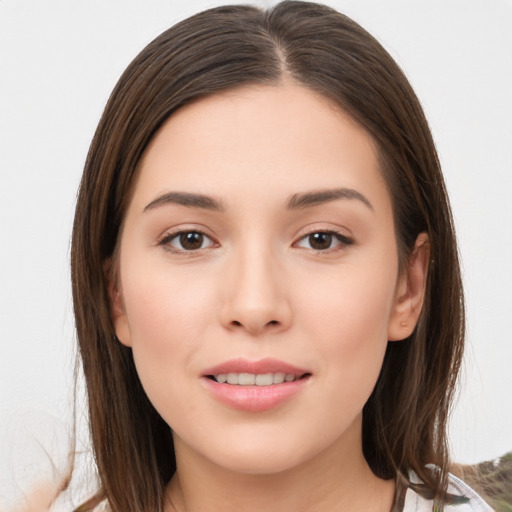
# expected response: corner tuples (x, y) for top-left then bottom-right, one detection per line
(227, 318), (282, 331)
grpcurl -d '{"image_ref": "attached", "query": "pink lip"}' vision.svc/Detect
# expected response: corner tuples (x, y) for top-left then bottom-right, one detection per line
(201, 357), (309, 377)
(201, 358), (311, 412)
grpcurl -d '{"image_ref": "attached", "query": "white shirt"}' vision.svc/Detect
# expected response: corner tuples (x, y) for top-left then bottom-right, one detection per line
(400, 472), (494, 512)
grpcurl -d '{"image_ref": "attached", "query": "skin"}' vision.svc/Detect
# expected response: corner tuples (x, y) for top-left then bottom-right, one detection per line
(111, 82), (429, 512)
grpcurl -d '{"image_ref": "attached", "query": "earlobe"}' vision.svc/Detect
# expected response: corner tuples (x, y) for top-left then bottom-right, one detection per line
(105, 259), (133, 347)
(388, 233), (430, 341)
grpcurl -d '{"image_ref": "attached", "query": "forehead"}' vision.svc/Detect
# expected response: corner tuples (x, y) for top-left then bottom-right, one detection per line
(131, 82), (390, 214)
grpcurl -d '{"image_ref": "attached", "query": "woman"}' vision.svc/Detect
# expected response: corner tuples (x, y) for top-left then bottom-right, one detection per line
(68, 1), (492, 511)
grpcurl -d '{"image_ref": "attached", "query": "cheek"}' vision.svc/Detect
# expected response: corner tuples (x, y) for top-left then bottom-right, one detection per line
(120, 266), (222, 430)
(119, 264), (218, 398)
(297, 261), (397, 391)
(123, 262), (214, 341)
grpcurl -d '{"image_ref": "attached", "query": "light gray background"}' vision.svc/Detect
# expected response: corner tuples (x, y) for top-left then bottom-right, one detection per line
(1, 0), (511, 507)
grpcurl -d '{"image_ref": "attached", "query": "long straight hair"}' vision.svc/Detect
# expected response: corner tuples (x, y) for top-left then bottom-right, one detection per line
(71, 2), (465, 510)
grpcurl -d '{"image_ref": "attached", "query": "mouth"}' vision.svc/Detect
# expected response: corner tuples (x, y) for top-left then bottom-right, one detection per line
(206, 372), (310, 386)
(201, 358), (312, 412)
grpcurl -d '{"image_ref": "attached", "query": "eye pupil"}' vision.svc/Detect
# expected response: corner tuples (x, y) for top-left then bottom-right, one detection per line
(179, 232), (203, 250)
(309, 232), (332, 250)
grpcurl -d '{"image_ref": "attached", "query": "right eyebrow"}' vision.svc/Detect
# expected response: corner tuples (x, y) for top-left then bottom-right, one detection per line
(143, 191), (225, 213)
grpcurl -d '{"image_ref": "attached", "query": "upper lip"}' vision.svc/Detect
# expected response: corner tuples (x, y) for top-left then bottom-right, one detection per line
(201, 358), (310, 377)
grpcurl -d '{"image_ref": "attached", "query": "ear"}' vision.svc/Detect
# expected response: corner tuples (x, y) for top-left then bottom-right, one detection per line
(388, 233), (430, 341)
(105, 259), (133, 347)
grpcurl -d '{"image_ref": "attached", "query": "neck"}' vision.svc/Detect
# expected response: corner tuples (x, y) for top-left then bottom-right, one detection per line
(165, 417), (395, 512)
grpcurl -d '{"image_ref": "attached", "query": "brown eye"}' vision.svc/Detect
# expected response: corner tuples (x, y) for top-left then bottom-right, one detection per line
(161, 230), (215, 252)
(308, 232), (333, 250)
(295, 231), (353, 252)
(179, 232), (204, 250)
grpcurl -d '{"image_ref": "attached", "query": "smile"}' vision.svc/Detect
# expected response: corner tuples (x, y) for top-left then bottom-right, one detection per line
(211, 372), (303, 385)
(201, 358), (312, 412)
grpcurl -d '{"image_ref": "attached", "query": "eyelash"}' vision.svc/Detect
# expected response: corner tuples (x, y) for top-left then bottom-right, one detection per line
(157, 229), (354, 254)
(158, 230), (218, 253)
(294, 230), (354, 253)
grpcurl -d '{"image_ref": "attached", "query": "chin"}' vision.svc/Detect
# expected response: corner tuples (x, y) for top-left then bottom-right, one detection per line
(210, 448), (306, 476)
(184, 427), (330, 477)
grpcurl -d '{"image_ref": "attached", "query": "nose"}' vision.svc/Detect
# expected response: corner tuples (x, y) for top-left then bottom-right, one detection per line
(220, 246), (292, 336)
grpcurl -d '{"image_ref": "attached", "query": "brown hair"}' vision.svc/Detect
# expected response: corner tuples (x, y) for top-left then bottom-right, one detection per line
(71, 1), (464, 510)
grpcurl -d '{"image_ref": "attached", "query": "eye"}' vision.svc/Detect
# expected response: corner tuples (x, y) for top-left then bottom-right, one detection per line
(295, 231), (353, 252)
(159, 230), (216, 252)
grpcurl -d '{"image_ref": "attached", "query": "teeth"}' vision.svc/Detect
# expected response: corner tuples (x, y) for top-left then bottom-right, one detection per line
(214, 372), (298, 386)
(227, 373), (239, 385)
(255, 373), (273, 386)
(273, 372), (285, 384)
(239, 373), (255, 385)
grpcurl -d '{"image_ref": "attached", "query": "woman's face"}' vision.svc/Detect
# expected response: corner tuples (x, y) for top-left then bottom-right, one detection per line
(112, 83), (417, 474)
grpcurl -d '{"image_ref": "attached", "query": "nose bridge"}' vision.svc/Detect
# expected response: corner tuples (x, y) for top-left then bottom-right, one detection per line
(238, 241), (277, 301)
(221, 235), (291, 334)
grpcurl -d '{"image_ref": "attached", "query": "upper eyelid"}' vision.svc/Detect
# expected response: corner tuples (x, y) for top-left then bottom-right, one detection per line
(157, 229), (218, 251)
(294, 225), (353, 241)
(158, 225), (216, 241)
(294, 230), (353, 245)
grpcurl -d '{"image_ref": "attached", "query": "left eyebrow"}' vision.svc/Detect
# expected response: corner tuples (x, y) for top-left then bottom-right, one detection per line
(286, 187), (373, 211)
(143, 191), (225, 213)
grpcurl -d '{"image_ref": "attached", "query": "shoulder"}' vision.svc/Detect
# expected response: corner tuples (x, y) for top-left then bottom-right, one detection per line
(402, 471), (495, 512)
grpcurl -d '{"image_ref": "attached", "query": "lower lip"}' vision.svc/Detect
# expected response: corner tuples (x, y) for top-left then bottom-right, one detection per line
(202, 376), (310, 412)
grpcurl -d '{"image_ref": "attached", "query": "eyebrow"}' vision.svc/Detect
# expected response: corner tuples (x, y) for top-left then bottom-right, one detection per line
(143, 187), (373, 214)
(286, 187), (373, 211)
(143, 191), (225, 213)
